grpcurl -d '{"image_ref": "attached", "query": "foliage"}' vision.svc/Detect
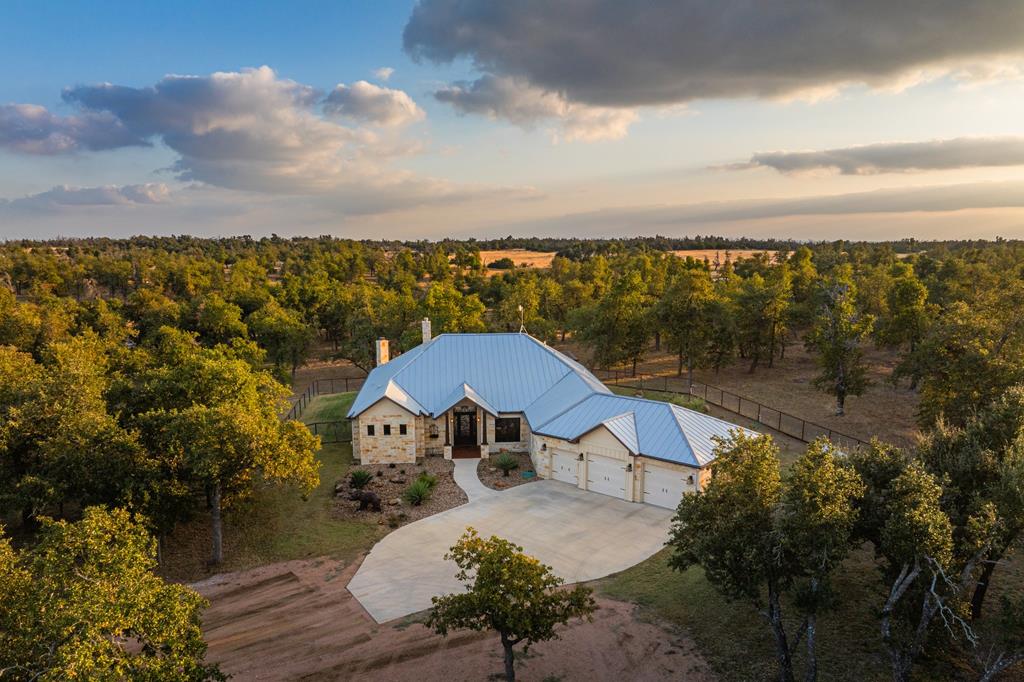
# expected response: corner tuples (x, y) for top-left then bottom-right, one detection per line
(403, 478), (433, 506)
(349, 468), (374, 489)
(804, 267), (875, 415)
(494, 452), (519, 477)
(416, 470), (439, 489)
(0, 507), (224, 681)
(427, 528), (597, 681)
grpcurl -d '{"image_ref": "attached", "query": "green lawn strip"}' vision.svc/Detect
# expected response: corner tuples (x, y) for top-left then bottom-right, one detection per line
(596, 546), (891, 682)
(300, 391), (356, 426)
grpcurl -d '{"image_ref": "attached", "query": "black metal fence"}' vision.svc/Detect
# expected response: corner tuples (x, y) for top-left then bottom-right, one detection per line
(305, 420), (351, 444)
(591, 368), (869, 451)
(284, 376), (365, 421)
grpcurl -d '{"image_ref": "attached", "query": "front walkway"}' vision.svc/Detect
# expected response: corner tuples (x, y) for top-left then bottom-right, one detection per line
(347, 458), (674, 623)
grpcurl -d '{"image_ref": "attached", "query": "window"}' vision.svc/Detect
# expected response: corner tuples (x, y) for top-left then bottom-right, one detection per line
(494, 417), (521, 443)
(366, 425), (375, 436)
(383, 424), (391, 436)
(399, 424), (407, 435)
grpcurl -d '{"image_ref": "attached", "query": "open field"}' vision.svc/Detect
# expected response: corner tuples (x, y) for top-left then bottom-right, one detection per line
(478, 248), (557, 273)
(672, 248), (783, 270)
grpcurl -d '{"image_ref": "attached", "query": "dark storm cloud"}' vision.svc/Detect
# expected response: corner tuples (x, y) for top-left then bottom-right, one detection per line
(405, 0), (1024, 107)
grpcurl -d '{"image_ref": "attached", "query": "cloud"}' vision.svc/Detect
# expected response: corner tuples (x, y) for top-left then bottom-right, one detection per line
(323, 80), (425, 126)
(374, 67), (395, 81)
(1, 183), (170, 210)
(435, 75), (636, 142)
(405, 0), (1024, 110)
(0, 103), (145, 155)
(724, 137), (1024, 175)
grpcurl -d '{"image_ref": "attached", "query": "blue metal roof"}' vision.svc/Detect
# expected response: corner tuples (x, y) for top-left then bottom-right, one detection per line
(348, 332), (750, 466)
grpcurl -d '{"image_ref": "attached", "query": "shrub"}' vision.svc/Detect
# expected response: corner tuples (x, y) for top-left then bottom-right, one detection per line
(350, 469), (374, 489)
(670, 395), (707, 413)
(488, 257), (516, 270)
(417, 471), (438, 489)
(495, 452), (519, 477)
(403, 479), (433, 506)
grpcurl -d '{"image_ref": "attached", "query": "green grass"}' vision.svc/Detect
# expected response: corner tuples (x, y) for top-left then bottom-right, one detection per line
(609, 385), (708, 413)
(597, 547), (891, 682)
(301, 391), (356, 424)
(162, 440), (383, 581)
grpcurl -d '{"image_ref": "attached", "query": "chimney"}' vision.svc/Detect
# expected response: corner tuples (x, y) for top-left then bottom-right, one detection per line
(375, 338), (389, 366)
(421, 317), (432, 344)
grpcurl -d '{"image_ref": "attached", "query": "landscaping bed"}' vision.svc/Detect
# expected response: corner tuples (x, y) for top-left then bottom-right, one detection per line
(477, 451), (538, 491)
(332, 455), (466, 528)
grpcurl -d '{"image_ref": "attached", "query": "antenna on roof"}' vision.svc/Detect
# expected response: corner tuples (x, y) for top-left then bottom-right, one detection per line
(517, 304), (526, 334)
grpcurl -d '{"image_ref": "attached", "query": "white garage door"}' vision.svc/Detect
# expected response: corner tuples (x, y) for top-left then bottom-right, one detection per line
(586, 454), (625, 499)
(550, 450), (578, 485)
(643, 464), (687, 510)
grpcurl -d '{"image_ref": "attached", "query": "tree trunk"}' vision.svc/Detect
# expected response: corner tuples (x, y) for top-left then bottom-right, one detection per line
(749, 352), (760, 374)
(654, 331), (661, 352)
(631, 357), (638, 377)
(677, 350), (684, 377)
(560, 328), (567, 342)
(687, 359), (695, 392)
(768, 323), (776, 368)
(836, 391), (845, 416)
(210, 482), (224, 565)
(765, 589), (796, 682)
(805, 613), (817, 682)
(500, 633), (516, 681)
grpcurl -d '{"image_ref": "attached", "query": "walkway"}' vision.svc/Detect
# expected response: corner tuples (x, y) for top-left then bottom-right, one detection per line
(347, 459), (673, 623)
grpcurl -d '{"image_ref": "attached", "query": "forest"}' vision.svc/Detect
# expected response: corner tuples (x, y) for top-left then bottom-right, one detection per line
(2, 234), (1024, 680)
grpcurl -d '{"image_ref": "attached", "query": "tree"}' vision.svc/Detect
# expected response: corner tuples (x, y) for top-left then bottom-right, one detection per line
(804, 268), (874, 415)
(427, 528), (597, 682)
(0, 507), (224, 681)
(575, 271), (651, 376)
(779, 439), (864, 681)
(186, 293), (248, 346)
(423, 281), (487, 333)
(734, 274), (773, 373)
(247, 299), (315, 376)
(918, 386), (1024, 619)
(131, 329), (319, 564)
(668, 431), (799, 681)
(657, 268), (715, 386)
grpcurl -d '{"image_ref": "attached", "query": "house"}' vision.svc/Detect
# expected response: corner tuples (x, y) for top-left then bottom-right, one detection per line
(347, 319), (754, 509)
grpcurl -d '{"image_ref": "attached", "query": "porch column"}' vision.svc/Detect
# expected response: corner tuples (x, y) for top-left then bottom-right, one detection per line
(444, 411), (450, 446)
(481, 411), (488, 445)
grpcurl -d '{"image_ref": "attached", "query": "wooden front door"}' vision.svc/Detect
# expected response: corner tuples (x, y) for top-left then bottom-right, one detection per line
(453, 410), (477, 446)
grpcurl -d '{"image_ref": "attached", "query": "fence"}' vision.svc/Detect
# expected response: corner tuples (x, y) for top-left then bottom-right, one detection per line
(304, 420), (352, 444)
(284, 375), (365, 423)
(591, 368), (869, 451)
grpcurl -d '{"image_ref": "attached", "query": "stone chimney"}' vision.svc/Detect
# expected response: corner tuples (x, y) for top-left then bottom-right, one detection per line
(421, 317), (432, 344)
(375, 337), (389, 366)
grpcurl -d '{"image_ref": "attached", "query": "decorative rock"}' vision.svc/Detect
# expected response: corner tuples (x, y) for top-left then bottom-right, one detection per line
(388, 498), (401, 506)
(389, 477), (406, 484)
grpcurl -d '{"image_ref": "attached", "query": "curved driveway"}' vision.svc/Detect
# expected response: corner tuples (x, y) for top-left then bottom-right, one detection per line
(348, 459), (674, 623)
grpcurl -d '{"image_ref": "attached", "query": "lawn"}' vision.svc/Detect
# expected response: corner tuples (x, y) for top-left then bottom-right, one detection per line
(609, 384), (708, 412)
(301, 391), (356, 425)
(161, 392), (383, 581)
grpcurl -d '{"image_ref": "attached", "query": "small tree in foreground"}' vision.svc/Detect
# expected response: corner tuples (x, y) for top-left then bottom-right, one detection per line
(426, 528), (597, 681)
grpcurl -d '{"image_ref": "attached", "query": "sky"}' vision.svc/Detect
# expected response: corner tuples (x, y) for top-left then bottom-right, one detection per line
(2, 0), (1024, 241)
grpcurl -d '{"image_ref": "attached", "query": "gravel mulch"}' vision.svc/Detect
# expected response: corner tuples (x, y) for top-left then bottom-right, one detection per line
(332, 456), (467, 528)
(477, 451), (539, 491)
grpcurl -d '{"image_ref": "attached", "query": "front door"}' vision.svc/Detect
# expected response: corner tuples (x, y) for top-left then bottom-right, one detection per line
(453, 410), (477, 446)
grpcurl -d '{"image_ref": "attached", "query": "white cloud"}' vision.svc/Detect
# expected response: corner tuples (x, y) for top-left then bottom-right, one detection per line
(723, 137), (1024, 175)
(323, 80), (425, 127)
(2, 183), (170, 210)
(435, 75), (636, 142)
(374, 67), (395, 81)
(0, 103), (145, 155)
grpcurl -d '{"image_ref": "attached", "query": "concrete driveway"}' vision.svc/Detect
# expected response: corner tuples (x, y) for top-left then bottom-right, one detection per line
(348, 459), (674, 623)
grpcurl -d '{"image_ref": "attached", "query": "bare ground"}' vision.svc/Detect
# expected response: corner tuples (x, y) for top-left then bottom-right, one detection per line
(194, 556), (716, 682)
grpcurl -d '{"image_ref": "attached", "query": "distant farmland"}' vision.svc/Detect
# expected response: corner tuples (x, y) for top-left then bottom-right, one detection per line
(479, 248), (781, 274)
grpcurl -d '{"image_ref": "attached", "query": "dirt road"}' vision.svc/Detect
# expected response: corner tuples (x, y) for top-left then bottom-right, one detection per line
(194, 556), (715, 681)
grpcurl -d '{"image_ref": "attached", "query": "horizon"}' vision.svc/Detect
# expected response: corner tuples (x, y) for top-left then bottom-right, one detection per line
(2, 1), (1024, 241)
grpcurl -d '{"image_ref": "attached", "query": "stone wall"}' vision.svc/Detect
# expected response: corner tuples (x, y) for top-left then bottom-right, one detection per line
(354, 398), (418, 464)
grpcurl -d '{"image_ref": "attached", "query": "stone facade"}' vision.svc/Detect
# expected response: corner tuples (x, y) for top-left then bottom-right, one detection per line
(354, 398), (418, 465)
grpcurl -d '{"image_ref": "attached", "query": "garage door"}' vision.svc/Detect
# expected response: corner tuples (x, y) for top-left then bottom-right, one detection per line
(550, 450), (578, 485)
(586, 454), (625, 498)
(643, 464), (687, 510)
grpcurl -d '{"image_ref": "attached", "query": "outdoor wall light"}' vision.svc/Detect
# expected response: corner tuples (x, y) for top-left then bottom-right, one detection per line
(578, 453), (584, 461)
(626, 463), (633, 472)
(540, 443), (547, 451)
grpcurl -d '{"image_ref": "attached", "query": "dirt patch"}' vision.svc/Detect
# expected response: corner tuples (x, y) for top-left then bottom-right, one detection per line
(479, 248), (556, 274)
(335, 456), (467, 528)
(195, 556), (716, 681)
(477, 452), (538, 491)
(672, 248), (784, 271)
(290, 357), (367, 400)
